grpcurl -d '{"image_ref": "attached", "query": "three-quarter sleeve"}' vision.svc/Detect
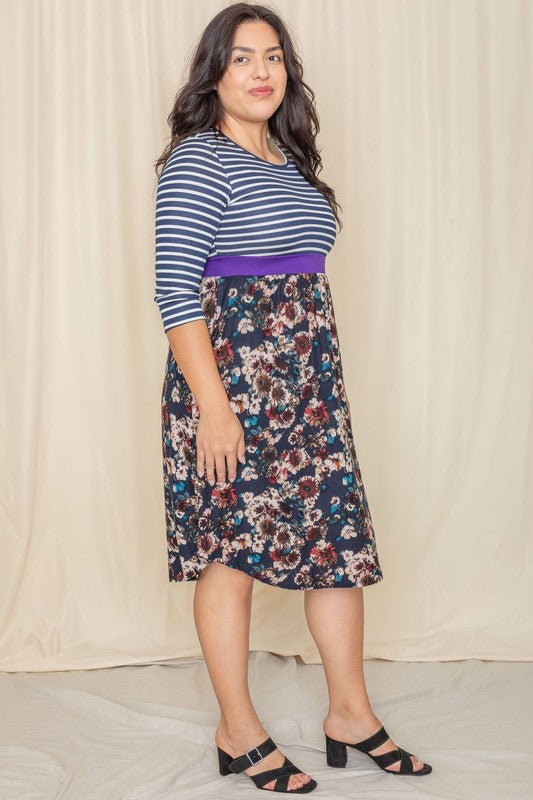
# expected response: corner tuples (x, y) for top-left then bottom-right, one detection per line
(153, 137), (232, 333)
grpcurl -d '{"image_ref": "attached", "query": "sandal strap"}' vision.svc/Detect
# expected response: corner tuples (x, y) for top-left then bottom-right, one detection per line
(352, 724), (390, 753)
(228, 736), (277, 773)
(250, 757), (302, 790)
(371, 747), (402, 769)
(398, 747), (414, 773)
(372, 745), (413, 773)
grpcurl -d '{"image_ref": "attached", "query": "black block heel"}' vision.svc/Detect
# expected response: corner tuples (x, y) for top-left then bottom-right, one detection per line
(217, 735), (317, 792)
(325, 734), (347, 768)
(217, 745), (234, 776)
(324, 724), (432, 776)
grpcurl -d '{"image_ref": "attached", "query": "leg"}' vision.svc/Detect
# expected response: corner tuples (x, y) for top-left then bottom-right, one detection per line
(303, 586), (425, 772)
(194, 561), (312, 790)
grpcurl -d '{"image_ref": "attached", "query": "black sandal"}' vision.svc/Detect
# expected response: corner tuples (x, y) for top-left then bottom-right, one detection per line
(325, 724), (432, 775)
(217, 735), (318, 793)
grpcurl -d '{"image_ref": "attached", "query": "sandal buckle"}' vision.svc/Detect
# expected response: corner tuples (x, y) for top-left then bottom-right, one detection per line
(246, 746), (262, 765)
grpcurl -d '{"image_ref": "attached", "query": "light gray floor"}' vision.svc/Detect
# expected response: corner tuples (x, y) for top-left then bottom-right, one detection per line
(1, 652), (532, 799)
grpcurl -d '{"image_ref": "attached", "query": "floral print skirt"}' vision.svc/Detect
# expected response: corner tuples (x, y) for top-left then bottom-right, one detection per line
(160, 271), (384, 590)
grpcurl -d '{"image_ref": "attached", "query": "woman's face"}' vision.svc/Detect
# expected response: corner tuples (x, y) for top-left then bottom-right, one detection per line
(215, 20), (287, 125)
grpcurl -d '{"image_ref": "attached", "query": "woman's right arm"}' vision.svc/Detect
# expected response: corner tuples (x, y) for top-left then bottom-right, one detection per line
(154, 138), (245, 486)
(166, 320), (245, 486)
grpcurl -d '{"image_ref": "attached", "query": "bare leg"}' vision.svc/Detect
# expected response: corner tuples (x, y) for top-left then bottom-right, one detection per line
(303, 586), (425, 772)
(194, 562), (313, 790)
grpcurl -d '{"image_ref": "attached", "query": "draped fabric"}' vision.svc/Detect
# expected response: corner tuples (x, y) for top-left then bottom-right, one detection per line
(0, 0), (531, 671)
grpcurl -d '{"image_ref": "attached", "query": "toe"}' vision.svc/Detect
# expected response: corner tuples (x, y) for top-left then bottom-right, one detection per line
(289, 772), (310, 790)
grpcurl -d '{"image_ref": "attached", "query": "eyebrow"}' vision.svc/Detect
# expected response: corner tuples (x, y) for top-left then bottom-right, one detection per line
(231, 46), (282, 53)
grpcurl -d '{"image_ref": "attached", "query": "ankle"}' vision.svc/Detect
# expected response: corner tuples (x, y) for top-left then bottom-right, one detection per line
(217, 716), (266, 743)
(325, 705), (377, 723)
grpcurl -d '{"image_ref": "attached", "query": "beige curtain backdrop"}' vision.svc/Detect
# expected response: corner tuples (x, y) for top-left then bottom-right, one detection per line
(0, 0), (531, 672)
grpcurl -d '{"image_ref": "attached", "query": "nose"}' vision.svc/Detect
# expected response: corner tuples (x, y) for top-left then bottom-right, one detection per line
(251, 60), (269, 80)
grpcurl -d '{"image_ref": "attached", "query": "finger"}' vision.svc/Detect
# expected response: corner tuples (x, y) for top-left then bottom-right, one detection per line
(215, 454), (227, 486)
(237, 435), (246, 464)
(226, 452), (237, 482)
(196, 448), (205, 478)
(205, 453), (215, 486)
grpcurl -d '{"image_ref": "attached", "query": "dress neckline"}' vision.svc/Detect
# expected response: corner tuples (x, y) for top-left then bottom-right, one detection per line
(211, 127), (289, 167)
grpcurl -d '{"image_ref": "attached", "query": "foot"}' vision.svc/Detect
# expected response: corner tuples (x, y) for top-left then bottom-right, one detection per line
(216, 721), (313, 791)
(323, 709), (426, 773)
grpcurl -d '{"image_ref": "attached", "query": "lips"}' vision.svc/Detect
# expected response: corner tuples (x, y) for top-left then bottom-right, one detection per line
(249, 87), (273, 96)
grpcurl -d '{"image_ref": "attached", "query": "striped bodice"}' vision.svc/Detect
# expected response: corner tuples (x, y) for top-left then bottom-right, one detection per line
(154, 127), (337, 332)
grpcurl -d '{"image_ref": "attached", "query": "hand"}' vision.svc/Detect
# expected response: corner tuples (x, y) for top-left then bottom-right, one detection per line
(196, 404), (246, 486)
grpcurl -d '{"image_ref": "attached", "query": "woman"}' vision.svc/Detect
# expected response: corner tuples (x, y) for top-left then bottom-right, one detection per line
(153, 3), (431, 793)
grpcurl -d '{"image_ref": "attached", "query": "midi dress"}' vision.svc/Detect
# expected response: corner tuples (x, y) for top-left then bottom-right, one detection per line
(153, 126), (384, 590)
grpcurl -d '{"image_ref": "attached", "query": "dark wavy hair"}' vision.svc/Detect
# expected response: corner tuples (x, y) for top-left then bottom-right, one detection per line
(154, 2), (343, 230)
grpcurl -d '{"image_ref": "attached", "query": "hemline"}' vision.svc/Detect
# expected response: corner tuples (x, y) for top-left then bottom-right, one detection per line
(168, 558), (384, 591)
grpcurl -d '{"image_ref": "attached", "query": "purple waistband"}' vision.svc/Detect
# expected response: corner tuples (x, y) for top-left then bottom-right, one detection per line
(202, 252), (326, 278)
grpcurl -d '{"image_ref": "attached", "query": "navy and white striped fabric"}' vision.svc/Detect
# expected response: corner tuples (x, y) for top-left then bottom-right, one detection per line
(153, 127), (337, 333)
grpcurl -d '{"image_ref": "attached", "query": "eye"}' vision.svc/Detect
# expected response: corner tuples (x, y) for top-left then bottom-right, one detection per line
(233, 54), (283, 64)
